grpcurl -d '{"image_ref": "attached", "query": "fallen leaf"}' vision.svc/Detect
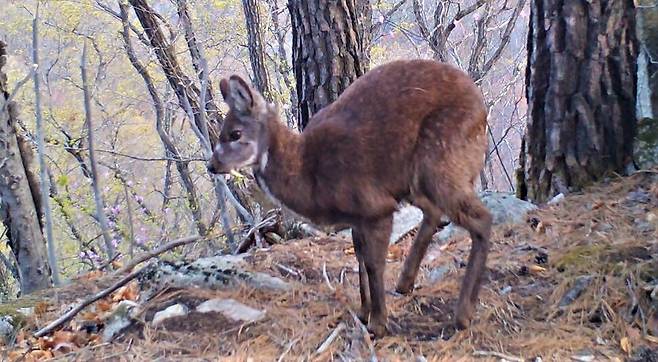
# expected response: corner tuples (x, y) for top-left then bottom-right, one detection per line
(112, 282), (139, 302)
(343, 247), (354, 255)
(620, 336), (631, 355)
(529, 264), (547, 273)
(76, 270), (104, 281)
(96, 299), (113, 312)
(34, 301), (50, 316)
(387, 244), (404, 260)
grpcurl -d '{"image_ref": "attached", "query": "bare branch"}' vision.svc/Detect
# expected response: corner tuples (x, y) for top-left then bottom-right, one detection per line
(81, 40), (116, 260)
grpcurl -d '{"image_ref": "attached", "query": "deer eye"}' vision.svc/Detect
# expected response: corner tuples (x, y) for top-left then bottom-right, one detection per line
(229, 130), (242, 142)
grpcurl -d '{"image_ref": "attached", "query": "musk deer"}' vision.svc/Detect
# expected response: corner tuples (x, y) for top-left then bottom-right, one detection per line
(207, 59), (492, 337)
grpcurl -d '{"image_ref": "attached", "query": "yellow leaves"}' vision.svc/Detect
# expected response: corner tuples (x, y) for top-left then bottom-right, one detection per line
(620, 336), (631, 355)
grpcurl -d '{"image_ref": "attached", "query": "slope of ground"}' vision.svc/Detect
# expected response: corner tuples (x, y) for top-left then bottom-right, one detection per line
(2, 171), (658, 361)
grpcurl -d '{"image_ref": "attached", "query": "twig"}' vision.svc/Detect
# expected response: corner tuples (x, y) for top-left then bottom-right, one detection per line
(115, 234), (201, 274)
(347, 309), (377, 361)
(323, 262), (335, 291)
(315, 322), (346, 355)
(81, 40), (115, 260)
(472, 350), (524, 362)
(34, 267), (143, 337)
(277, 337), (300, 362)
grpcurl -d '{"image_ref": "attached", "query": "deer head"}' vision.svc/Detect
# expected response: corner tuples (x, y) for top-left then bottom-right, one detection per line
(207, 75), (273, 174)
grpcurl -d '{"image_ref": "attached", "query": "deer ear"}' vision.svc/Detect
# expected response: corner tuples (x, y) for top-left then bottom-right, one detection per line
(227, 75), (266, 116)
(219, 78), (230, 101)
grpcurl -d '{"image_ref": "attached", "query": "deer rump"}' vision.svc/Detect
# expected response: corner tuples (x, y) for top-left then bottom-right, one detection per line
(209, 59), (492, 337)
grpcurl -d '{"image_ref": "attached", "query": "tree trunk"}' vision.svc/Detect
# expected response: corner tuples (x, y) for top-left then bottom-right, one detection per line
(242, 0), (273, 99)
(0, 41), (52, 294)
(519, 0), (638, 203)
(288, 0), (371, 129)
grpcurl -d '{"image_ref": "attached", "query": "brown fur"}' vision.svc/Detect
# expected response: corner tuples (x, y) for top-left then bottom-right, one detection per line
(209, 59), (492, 337)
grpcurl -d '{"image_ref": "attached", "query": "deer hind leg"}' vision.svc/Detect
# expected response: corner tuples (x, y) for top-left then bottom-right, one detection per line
(358, 215), (393, 337)
(438, 188), (492, 329)
(351, 228), (371, 323)
(396, 198), (445, 294)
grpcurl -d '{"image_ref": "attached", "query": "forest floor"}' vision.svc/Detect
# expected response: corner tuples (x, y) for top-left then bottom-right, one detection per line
(2, 170), (658, 361)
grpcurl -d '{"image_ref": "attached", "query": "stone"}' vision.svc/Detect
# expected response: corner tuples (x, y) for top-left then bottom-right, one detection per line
(138, 254), (291, 301)
(437, 192), (537, 241)
(102, 300), (141, 342)
(196, 298), (265, 323)
(152, 303), (189, 327)
(0, 315), (14, 344)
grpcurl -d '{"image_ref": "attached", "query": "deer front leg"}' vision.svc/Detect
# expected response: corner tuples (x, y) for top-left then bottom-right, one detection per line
(359, 216), (393, 337)
(351, 229), (370, 323)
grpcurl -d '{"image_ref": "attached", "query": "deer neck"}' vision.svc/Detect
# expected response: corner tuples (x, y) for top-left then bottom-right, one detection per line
(253, 119), (315, 217)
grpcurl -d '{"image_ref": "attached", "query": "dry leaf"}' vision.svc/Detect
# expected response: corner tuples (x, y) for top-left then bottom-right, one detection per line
(8, 350), (27, 362)
(529, 264), (546, 273)
(387, 244), (404, 260)
(112, 282), (139, 302)
(76, 270), (104, 281)
(620, 336), (631, 355)
(34, 301), (50, 316)
(96, 299), (113, 312)
(343, 247), (354, 255)
(111, 260), (124, 269)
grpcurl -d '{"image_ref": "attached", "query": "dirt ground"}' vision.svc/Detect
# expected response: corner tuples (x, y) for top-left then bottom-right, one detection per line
(2, 171), (658, 361)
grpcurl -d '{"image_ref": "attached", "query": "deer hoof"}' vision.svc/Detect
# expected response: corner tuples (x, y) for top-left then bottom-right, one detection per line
(367, 320), (388, 338)
(394, 280), (414, 295)
(454, 303), (474, 330)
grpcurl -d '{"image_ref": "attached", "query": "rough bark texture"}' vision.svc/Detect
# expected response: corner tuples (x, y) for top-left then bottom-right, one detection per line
(242, 0), (273, 99)
(0, 41), (52, 294)
(288, 0), (371, 129)
(520, 0), (638, 203)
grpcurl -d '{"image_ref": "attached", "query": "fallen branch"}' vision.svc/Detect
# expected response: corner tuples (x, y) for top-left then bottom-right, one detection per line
(315, 322), (345, 355)
(115, 235), (201, 274)
(34, 234), (202, 337)
(472, 350), (524, 362)
(34, 268), (143, 337)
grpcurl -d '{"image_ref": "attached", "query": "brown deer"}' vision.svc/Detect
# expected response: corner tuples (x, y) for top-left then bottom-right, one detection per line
(207, 59), (492, 337)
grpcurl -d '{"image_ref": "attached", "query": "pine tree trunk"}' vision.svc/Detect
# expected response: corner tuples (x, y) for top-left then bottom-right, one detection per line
(0, 41), (52, 294)
(288, 0), (371, 130)
(520, 0), (638, 203)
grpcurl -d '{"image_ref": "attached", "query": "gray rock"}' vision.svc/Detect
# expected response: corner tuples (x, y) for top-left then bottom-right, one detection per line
(389, 206), (424, 244)
(102, 300), (141, 342)
(428, 265), (452, 284)
(196, 298), (265, 323)
(138, 254), (291, 301)
(337, 193), (536, 244)
(0, 316), (14, 344)
(152, 303), (189, 327)
(437, 192), (537, 241)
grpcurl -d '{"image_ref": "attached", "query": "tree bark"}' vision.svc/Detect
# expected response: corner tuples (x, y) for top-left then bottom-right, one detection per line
(0, 41), (52, 294)
(288, 0), (371, 129)
(242, 0), (273, 99)
(520, 0), (638, 203)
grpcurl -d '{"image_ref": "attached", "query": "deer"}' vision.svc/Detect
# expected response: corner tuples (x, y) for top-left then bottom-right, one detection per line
(207, 59), (492, 337)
